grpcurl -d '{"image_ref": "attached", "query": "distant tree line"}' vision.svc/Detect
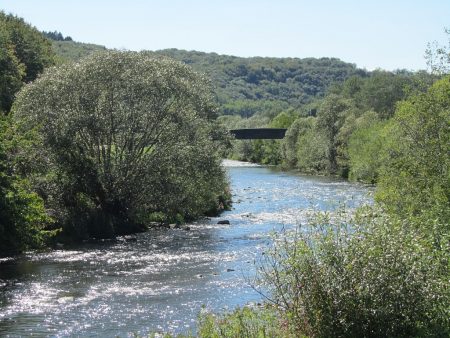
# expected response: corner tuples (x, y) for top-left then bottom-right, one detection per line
(223, 69), (439, 178)
(144, 49), (366, 117)
(49, 43), (366, 119)
(42, 30), (73, 41)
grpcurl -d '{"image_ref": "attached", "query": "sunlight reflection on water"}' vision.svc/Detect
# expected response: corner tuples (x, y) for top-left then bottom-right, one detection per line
(0, 162), (372, 337)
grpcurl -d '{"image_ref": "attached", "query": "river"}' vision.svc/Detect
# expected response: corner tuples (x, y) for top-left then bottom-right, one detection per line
(0, 160), (372, 337)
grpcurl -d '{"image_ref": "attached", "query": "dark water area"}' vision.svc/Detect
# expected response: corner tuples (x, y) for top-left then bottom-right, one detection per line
(0, 161), (372, 337)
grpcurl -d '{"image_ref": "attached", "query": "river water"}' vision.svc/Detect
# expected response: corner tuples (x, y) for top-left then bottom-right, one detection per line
(0, 160), (372, 337)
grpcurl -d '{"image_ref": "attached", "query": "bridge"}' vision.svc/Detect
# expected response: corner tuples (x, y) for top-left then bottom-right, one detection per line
(229, 128), (287, 140)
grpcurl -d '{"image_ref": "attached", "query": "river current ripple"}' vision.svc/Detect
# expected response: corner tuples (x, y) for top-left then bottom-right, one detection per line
(0, 160), (372, 337)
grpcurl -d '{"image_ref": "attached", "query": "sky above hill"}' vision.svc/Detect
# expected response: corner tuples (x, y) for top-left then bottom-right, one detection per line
(2, 0), (449, 71)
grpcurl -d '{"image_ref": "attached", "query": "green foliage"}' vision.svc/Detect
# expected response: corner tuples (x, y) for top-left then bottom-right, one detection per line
(51, 46), (361, 118)
(0, 11), (55, 112)
(376, 76), (450, 224)
(257, 207), (449, 338)
(296, 128), (329, 174)
(270, 111), (297, 129)
(425, 28), (450, 75)
(0, 12), (55, 82)
(150, 307), (293, 338)
(221, 99), (290, 119)
(48, 38), (372, 171)
(0, 117), (54, 256)
(143, 49), (364, 117)
(42, 30), (72, 41)
(316, 94), (356, 173)
(51, 40), (107, 64)
(12, 51), (229, 239)
(353, 71), (414, 119)
(281, 118), (304, 168)
(0, 12), (56, 255)
(281, 117), (328, 173)
(348, 112), (387, 183)
(256, 76), (450, 338)
(281, 70), (435, 177)
(331, 70), (427, 120)
(0, 31), (25, 113)
(196, 307), (292, 338)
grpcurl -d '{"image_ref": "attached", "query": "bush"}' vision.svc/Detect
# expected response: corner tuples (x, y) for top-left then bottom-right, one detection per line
(375, 76), (450, 224)
(196, 307), (293, 338)
(256, 207), (449, 338)
(149, 306), (293, 338)
(348, 112), (387, 184)
(0, 117), (54, 255)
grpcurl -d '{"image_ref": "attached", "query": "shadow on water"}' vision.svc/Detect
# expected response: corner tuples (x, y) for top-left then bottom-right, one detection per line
(0, 163), (372, 336)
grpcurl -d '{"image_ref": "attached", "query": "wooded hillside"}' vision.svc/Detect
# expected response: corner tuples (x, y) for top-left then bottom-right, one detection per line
(51, 40), (364, 116)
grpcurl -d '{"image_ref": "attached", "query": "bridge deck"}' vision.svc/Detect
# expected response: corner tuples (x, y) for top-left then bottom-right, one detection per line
(229, 128), (287, 140)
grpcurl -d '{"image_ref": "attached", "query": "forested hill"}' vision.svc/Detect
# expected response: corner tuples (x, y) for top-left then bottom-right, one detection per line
(50, 40), (366, 116)
(145, 49), (366, 115)
(51, 40), (107, 63)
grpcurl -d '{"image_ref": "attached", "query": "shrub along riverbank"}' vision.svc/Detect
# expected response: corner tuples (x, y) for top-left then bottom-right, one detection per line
(0, 11), (58, 255)
(1, 49), (231, 255)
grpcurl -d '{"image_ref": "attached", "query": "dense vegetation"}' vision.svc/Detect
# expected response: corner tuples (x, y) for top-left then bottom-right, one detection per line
(0, 12), (57, 254)
(0, 117), (55, 255)
(12, 51), (229, 242)
(225, 70), (437, 171)
(0, 11), (55, 113)
(147, 49), (365, 116)
(50, 41), (363, 117)
(251, 76), (449, 338)
(51, 40), (107, 63)
(42, 30), (72, 41)
(223, 35), (448, 179)
(0, 14), (229, 254)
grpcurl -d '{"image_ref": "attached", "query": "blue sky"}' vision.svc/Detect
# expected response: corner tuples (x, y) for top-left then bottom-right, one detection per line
(1, 0), (449, 71)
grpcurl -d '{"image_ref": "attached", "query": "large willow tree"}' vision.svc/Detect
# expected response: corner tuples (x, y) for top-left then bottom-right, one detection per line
(13, 51), (228, 239)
